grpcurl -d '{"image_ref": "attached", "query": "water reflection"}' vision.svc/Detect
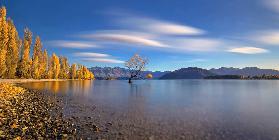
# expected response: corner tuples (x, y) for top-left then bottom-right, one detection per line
(24, 80), (93, 96)
(22, 80), (279, 114)
(20, 80), (279, 138)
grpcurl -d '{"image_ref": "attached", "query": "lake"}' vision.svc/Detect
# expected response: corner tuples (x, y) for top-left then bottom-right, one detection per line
(21, 80), (279, 139)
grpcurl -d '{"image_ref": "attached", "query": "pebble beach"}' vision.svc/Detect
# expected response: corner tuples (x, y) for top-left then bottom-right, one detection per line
(0, 83), (78, 139)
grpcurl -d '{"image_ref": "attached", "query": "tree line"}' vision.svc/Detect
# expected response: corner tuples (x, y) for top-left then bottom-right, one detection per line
(0, 7), (94, 80)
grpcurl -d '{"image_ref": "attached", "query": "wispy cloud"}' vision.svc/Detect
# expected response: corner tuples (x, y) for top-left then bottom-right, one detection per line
(120, 17), (206, 36)
(227, 47), (269, 54)
(264, 0), (279, 13)
(81, 58), (125, 63)
(185, 59), (208, 63)
(74, 52), (124, 63)
(165, 38), (223, 52)
(77, 13), (251, 53)
(83, 31), (168, 48)
(82, 31), (222, 52)
(252, 30), (279, 45)
(173, 58), (208, 63)
(47, 40), (97, 48)
(74, 52), (110, 57)
(75, 12), (226, 52)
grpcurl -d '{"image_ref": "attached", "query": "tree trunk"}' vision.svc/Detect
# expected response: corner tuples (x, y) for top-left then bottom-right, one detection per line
(128, 78), (132, 83)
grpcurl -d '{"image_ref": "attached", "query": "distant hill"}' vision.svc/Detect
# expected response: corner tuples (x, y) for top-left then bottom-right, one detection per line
(142, 71), (170, 79)
(160, 67), (215, 79)
(89, 66), (279, 80)
(209, 67), (279, 76)
(89, 67), (129, 79)
(204, 75), (243, 79)
(89, 67), (170, 80)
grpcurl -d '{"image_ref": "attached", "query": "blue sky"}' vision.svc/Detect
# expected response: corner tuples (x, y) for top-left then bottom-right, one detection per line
(2, 0), (279, 71)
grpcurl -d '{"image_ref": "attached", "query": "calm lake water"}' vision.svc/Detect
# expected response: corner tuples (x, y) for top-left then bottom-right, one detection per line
(21, 80), (279, 139)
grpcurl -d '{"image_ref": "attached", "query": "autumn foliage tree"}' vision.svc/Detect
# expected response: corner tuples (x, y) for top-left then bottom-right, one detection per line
(51, 53), (60, 79)
(32, 56), (40, 79)
(41, 49), (48, 78)
(47, 55), (54, 79)
(31, 36), (42, 79)
(0, 7), (94, 80)
(81, 65), (94, 80)
(6, 19), (20, 78)
(59, 56), (69, 79)
(76, 64), (83, 79)
(75, 64), (94, 80)
(70, 64), (77, 79)
(18, 28), (32, 78)
(0, 7), (8, 78)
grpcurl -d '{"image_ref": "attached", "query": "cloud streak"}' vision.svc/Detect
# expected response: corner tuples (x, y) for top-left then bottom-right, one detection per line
(227, 47), (269, 54)
(76, 13), (259, 54)
(120, 17), (206, 36)
(81, 58), (125, 63)
(47, 40), (97, 48)
(165, 38), (223, 52)
(252, 30), (279, 45)
(264, 0), (279, 13)
(84, 31), (168, 48)
(76, 13), (225, 52)
(74, 52), (110, 57)
(174, 58), (208, 63)
(186, 59), (208, 63)
(83, 31), (222, 52)
(74, 52), (124, 64)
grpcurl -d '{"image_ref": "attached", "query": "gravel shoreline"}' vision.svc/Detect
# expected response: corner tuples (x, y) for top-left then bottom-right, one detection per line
(0, 83), (79, 139)
(0, 83), (129, 139)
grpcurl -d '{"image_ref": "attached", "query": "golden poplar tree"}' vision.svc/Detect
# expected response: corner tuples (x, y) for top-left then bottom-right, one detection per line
(59, 56), (69, 79)
(19, 28), (32, 78)
(83, 67), (94, 80)
(6, 19), (20, 78)
(52, 53), (60, 79)
(32, 56), (40, 79)
(76, 64), (83, 79)
(74, 64), (94, 80)
(32, 36), (42, 79)
(82, 66), (89, 79)
(32, 36), (42, 60)
(90, 72), (94, 79)
(0, 7), (8, 78)
(41, 49), (48, 78)
(70, 63), (77, 79)
(0, 7), (93, 80)
(47, 56), (53, 79)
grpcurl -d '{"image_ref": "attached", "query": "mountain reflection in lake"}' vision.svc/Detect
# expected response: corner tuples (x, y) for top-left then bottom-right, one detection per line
(21, 80), (279, 139)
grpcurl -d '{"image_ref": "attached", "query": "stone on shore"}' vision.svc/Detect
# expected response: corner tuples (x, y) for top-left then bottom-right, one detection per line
(0, 83), (78, 139)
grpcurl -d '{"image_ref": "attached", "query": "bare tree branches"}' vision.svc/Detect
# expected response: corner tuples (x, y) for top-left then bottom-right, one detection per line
(125, 54), (148, 83)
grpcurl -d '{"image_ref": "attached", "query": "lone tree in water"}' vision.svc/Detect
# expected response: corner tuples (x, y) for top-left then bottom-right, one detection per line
(125, 54), (148, 83)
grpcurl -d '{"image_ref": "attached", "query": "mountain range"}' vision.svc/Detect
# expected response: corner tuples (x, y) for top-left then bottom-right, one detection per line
(209, 67), (279, 76)
(89, 67), (279, 80)
(160, 67), (215, 79)
(89, 67), (170, 80)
